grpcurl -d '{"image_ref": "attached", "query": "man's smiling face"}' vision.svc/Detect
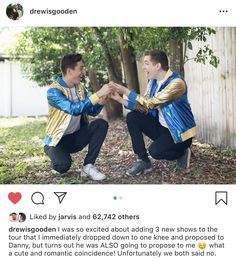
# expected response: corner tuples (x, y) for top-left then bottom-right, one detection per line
(142, 55), (160, 80)
(67, 60), (85, 85)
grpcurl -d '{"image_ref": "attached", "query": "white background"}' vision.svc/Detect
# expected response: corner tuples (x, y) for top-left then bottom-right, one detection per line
(0, 0), (235, 26)
(0, 1), (235, 260)
(0, 185), (235, 260)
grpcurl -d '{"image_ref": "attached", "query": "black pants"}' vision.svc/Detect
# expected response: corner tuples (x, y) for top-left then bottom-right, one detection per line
(44, 119), (108, 173)
(126, 111), (192, 162)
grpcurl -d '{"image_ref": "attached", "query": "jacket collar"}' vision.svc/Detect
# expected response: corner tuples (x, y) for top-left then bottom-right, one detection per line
(56, 76), (70, 88)
(162, 69), (173, 83)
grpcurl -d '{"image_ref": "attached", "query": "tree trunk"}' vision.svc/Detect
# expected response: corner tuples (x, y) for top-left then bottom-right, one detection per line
(119, 31), (140, 93)
(169, 34), (185, 76)
(93, 27), (121, 83)
(106, 67), (123, 120)
(88, 70), (100, 92)
(88, 70), (122, 121)
(93, 28), (123, 120)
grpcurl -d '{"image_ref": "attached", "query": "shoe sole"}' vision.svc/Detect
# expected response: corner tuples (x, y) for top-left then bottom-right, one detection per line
(176, 148), (191, 171)
(126, 167), (152, 177)
(186, 148), (191, 169)
(80, 170), (106, 181)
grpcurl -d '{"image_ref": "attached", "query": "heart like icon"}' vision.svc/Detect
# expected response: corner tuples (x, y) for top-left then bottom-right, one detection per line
(8, 192), (22, 204)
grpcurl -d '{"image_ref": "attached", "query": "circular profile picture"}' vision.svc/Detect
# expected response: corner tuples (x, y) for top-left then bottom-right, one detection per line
(9, 212), (18, 222)
(18, 212), (26, 223)
(6, 3), (24, 20)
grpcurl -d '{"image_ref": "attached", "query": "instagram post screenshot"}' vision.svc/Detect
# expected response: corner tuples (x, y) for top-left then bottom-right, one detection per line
(0, 0), (235, 260)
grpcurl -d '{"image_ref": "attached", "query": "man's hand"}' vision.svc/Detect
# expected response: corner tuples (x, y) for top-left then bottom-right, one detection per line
(96, 84), (113, 98)
(109, 91), (128, 107)
(98, 95), (108, 105)
(109, 82), (130, 96)
(109, 92), (122, 103)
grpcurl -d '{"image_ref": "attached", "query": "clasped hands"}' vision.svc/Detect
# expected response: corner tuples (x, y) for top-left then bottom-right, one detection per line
(97, 82), (130, 105)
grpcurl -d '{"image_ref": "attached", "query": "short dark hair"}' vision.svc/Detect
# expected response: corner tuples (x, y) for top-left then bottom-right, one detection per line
(144, 50), (169, 71)
(60, 53), (83, 75)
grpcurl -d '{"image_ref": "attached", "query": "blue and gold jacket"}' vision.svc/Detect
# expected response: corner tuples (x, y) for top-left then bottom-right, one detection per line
(126, 70), (196, 143)
(44, 76), (102, 146)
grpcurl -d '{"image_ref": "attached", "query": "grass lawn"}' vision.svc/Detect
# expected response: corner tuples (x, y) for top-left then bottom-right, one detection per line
(0, 117), (236, 184)
(0, 117), (83, 184)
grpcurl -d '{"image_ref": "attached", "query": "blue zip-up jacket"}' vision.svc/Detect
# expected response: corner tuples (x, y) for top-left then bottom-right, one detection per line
(44, 76), (102, 146)
(126, 70), (196, 143)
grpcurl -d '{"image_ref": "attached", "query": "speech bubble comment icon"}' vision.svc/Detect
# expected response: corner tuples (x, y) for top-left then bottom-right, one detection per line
(31, 192), (44, 205)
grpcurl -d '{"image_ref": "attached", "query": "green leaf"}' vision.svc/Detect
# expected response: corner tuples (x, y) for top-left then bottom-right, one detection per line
(187, 42), (193, 50)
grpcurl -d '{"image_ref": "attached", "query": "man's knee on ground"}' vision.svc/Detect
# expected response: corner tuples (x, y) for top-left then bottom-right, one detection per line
(126, 111), (139, 124)
(149, 144), (183, 161)
(52, 162), (71, 174)
(93, 119), (109, 130)
(148, 144), (163, 160)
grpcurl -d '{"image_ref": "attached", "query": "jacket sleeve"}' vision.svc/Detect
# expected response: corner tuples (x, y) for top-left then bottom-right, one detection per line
(83, 88), (104, 116)
(88, 104), (103, 116)
(47, 88), (100, 116)
(126, 78), (186, 111)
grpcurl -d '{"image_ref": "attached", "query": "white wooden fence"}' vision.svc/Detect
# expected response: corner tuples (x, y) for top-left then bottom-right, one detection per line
(185, 27), (236, 149)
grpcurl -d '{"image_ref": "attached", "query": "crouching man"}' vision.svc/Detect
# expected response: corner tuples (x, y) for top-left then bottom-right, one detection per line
(44, 53), (113, 181)
(110, 50), (196, 176)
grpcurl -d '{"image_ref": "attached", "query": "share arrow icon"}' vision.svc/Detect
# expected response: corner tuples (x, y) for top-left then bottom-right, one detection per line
(54, 192), (67, 204)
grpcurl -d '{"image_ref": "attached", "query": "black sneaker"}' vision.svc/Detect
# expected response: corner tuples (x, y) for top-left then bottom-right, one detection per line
(176, 148), (191, 170)
(126, 159), (152, 176)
